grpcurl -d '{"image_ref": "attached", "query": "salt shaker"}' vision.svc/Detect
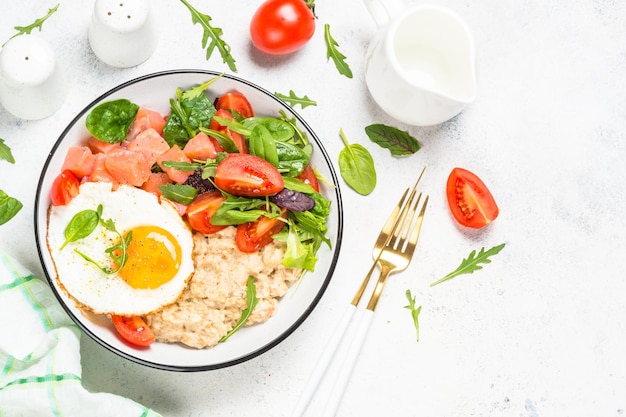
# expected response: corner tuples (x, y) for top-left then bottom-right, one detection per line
(0, 34), (66, 120)
(88, 0), (157, 68)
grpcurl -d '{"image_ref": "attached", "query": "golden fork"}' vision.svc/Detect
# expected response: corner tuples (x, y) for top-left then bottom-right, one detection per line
(292, 169), (427, 417)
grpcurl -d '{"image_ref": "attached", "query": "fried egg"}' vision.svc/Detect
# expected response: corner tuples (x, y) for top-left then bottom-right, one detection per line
(47, 182), (194, 316)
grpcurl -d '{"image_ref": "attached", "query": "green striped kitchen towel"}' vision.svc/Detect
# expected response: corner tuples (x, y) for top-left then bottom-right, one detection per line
(0, 251), (162, 417)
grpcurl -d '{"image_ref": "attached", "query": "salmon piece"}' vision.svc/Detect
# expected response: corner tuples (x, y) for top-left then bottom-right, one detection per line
(61, 146), (96, 180)
(87, 136), (122, 154)
(156, 145), (193, 184)
(128, 107), (167, 140)
(141, 172), (171, 197)
(88, 153), (117, 184)
(104, 149), (152, 187)
(183, 132), (218, 161)
(127, 128), (170, 165)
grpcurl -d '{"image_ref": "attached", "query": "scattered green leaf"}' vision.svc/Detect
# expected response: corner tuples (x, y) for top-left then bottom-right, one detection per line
(3, 3), (59, 47)
(275, 90), (317, 109)
(430, 243), (506, 287)
(86, 99), (140, 144)
(0, 190), (23, 226)
(0, 139), (15, 164)
(61, 205), (102, 251)
(404, 289), (422, 341)
(365, 124), (421, 156)
(324, 24), (353, 79)
(220, 276), (259, 342)
(337, 128), (376, 195)
(178, 0), (237, 72)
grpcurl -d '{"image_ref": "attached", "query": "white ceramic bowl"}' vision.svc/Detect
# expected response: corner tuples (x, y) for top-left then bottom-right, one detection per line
(34, 70), (343, 371)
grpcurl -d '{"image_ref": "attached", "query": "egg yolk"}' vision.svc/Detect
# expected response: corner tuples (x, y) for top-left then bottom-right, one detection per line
(118, 225), (182, 289)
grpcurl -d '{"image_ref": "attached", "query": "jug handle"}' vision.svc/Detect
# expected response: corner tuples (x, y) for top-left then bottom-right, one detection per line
(363, 0), (390, 27)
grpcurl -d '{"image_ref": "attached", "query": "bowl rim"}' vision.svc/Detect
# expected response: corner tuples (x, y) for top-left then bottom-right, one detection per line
(34, 69), (344, 371)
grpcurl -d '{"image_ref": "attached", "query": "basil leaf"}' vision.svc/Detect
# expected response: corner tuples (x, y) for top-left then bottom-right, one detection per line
(220, 277), (259, 342)
(158, 183), (198, 205)
(60, 205), (101, 250)
(365, 124), (421, 156)
(0, 189), (22, 225)
(86, 99), (139, 144)
(337, 129), (376, 195)
(0, 139), (15, 164)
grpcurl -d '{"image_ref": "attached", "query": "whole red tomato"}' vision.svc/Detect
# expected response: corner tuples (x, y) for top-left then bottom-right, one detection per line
(250, 0), (316, 55)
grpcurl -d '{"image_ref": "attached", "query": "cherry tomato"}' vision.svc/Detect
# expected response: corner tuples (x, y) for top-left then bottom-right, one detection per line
(186, 190), (227, 234)
(215, 92), (255, 119)
(236, 208), (288, 252)
(296, 164), (320, 192)
(214, 153), (284, 197)
(250, 0), (316, 55)
(50, 170), (80, 206)
(446, 167), (499, 229)
(111, 315), (155, 347)
(210, 109), (248, 153)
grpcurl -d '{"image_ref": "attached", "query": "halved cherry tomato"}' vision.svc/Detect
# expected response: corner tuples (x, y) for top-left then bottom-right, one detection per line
(215, 92), (254, 119)
(210, 108), (248, 153)
(214, 153), (284, 197)
(50, 169), (80, 206)
(296, 164), (320, 192)
(250, 0), (316, 55)
(236, 208), (288, 252)
(446, 167), (499, 229)
(186, 190), (227, 234)
(111, 315), (155, 347)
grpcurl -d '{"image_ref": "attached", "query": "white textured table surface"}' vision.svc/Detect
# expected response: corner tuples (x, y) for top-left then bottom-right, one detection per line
(2, 1), (626, 416)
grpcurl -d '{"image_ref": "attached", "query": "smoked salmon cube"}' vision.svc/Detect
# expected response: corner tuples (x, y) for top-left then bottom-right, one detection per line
(88, 153), (117, 184)
(104, 149), (152, 187)
(126, 127), (170, 166)
(128, 107), (167, 140)
(141, 172), (171, 197)
(183, 132), (218, 161)
(156, 145), (193, 184)
(87, 136), (122, 154)
(61, 146), (96, 180)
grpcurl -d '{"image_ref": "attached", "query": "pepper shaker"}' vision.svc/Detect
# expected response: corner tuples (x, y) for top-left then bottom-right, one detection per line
(88, 0), (157, 68)
(0, 34), (66, 120)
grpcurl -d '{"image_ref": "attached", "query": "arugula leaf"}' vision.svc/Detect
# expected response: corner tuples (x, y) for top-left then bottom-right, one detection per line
(61, 205), (102, 250)
(86, 99), (139, 144)
(178, 0), (237, 72)
(274, 90), (317, 109)
(0, 190), (22, 226)
(158, 183), (198, 205)
(0, 139), (15, 164)
(220, 277), (259, 342)
(365, 124), (421, 156)
(430, 243), (506, 287)
(3, 3), (59, 47)
(404, 289), (422, 341)
(324, 24), (353, 79)
(337, 128), (376, 195)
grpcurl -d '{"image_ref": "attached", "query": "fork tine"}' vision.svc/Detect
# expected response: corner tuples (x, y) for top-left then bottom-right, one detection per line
(405, 194), (428, 255)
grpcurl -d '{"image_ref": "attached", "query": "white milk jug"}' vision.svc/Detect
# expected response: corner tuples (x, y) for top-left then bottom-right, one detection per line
(364, 1), (477, 126)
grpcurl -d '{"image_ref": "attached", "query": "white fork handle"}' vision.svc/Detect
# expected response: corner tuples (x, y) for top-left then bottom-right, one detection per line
(292, 303), (357, 417)
(321, 308), (375, 417)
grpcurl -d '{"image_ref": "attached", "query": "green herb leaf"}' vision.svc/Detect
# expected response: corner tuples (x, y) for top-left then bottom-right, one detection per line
(274, 90), (317, 109)
(404, 289), (422, 341)
(158, 183), (198, 205)
(178, 0), (237, 72)
(161, 160), (201, 172)
(365, 124), (421, 156)
(86, 99), (140, 144)
(220, 276), (259, 342)
(60, 205), (102, 250)
(337, 128), (376, 195)
(324, 24), (353, 79)
(3, 3), (59, 46)
(0, 139), (15, 164)
(0, 190), (22, 226)
(164, 83), (218, 147)
(430, 243), (506, 287)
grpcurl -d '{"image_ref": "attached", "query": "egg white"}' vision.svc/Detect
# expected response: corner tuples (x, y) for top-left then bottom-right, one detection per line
(47, 182), (194, 316)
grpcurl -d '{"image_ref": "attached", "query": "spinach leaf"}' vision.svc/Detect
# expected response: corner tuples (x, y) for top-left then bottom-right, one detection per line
(158, 183), (198, 205)
(0, 139), (15, 164)
(86, 99), (139, 144)
(248, 124), (279, 167)
(163, 83), (217, 147)
(276, 141), (310, 177)
(220, 277), (259, 342)
(60, 205), (102, 250)
(243, 117), (294, 142)
(0, 189), (22, 226)
(365, 124), (421, 156)
(337, 128), (376, 195)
